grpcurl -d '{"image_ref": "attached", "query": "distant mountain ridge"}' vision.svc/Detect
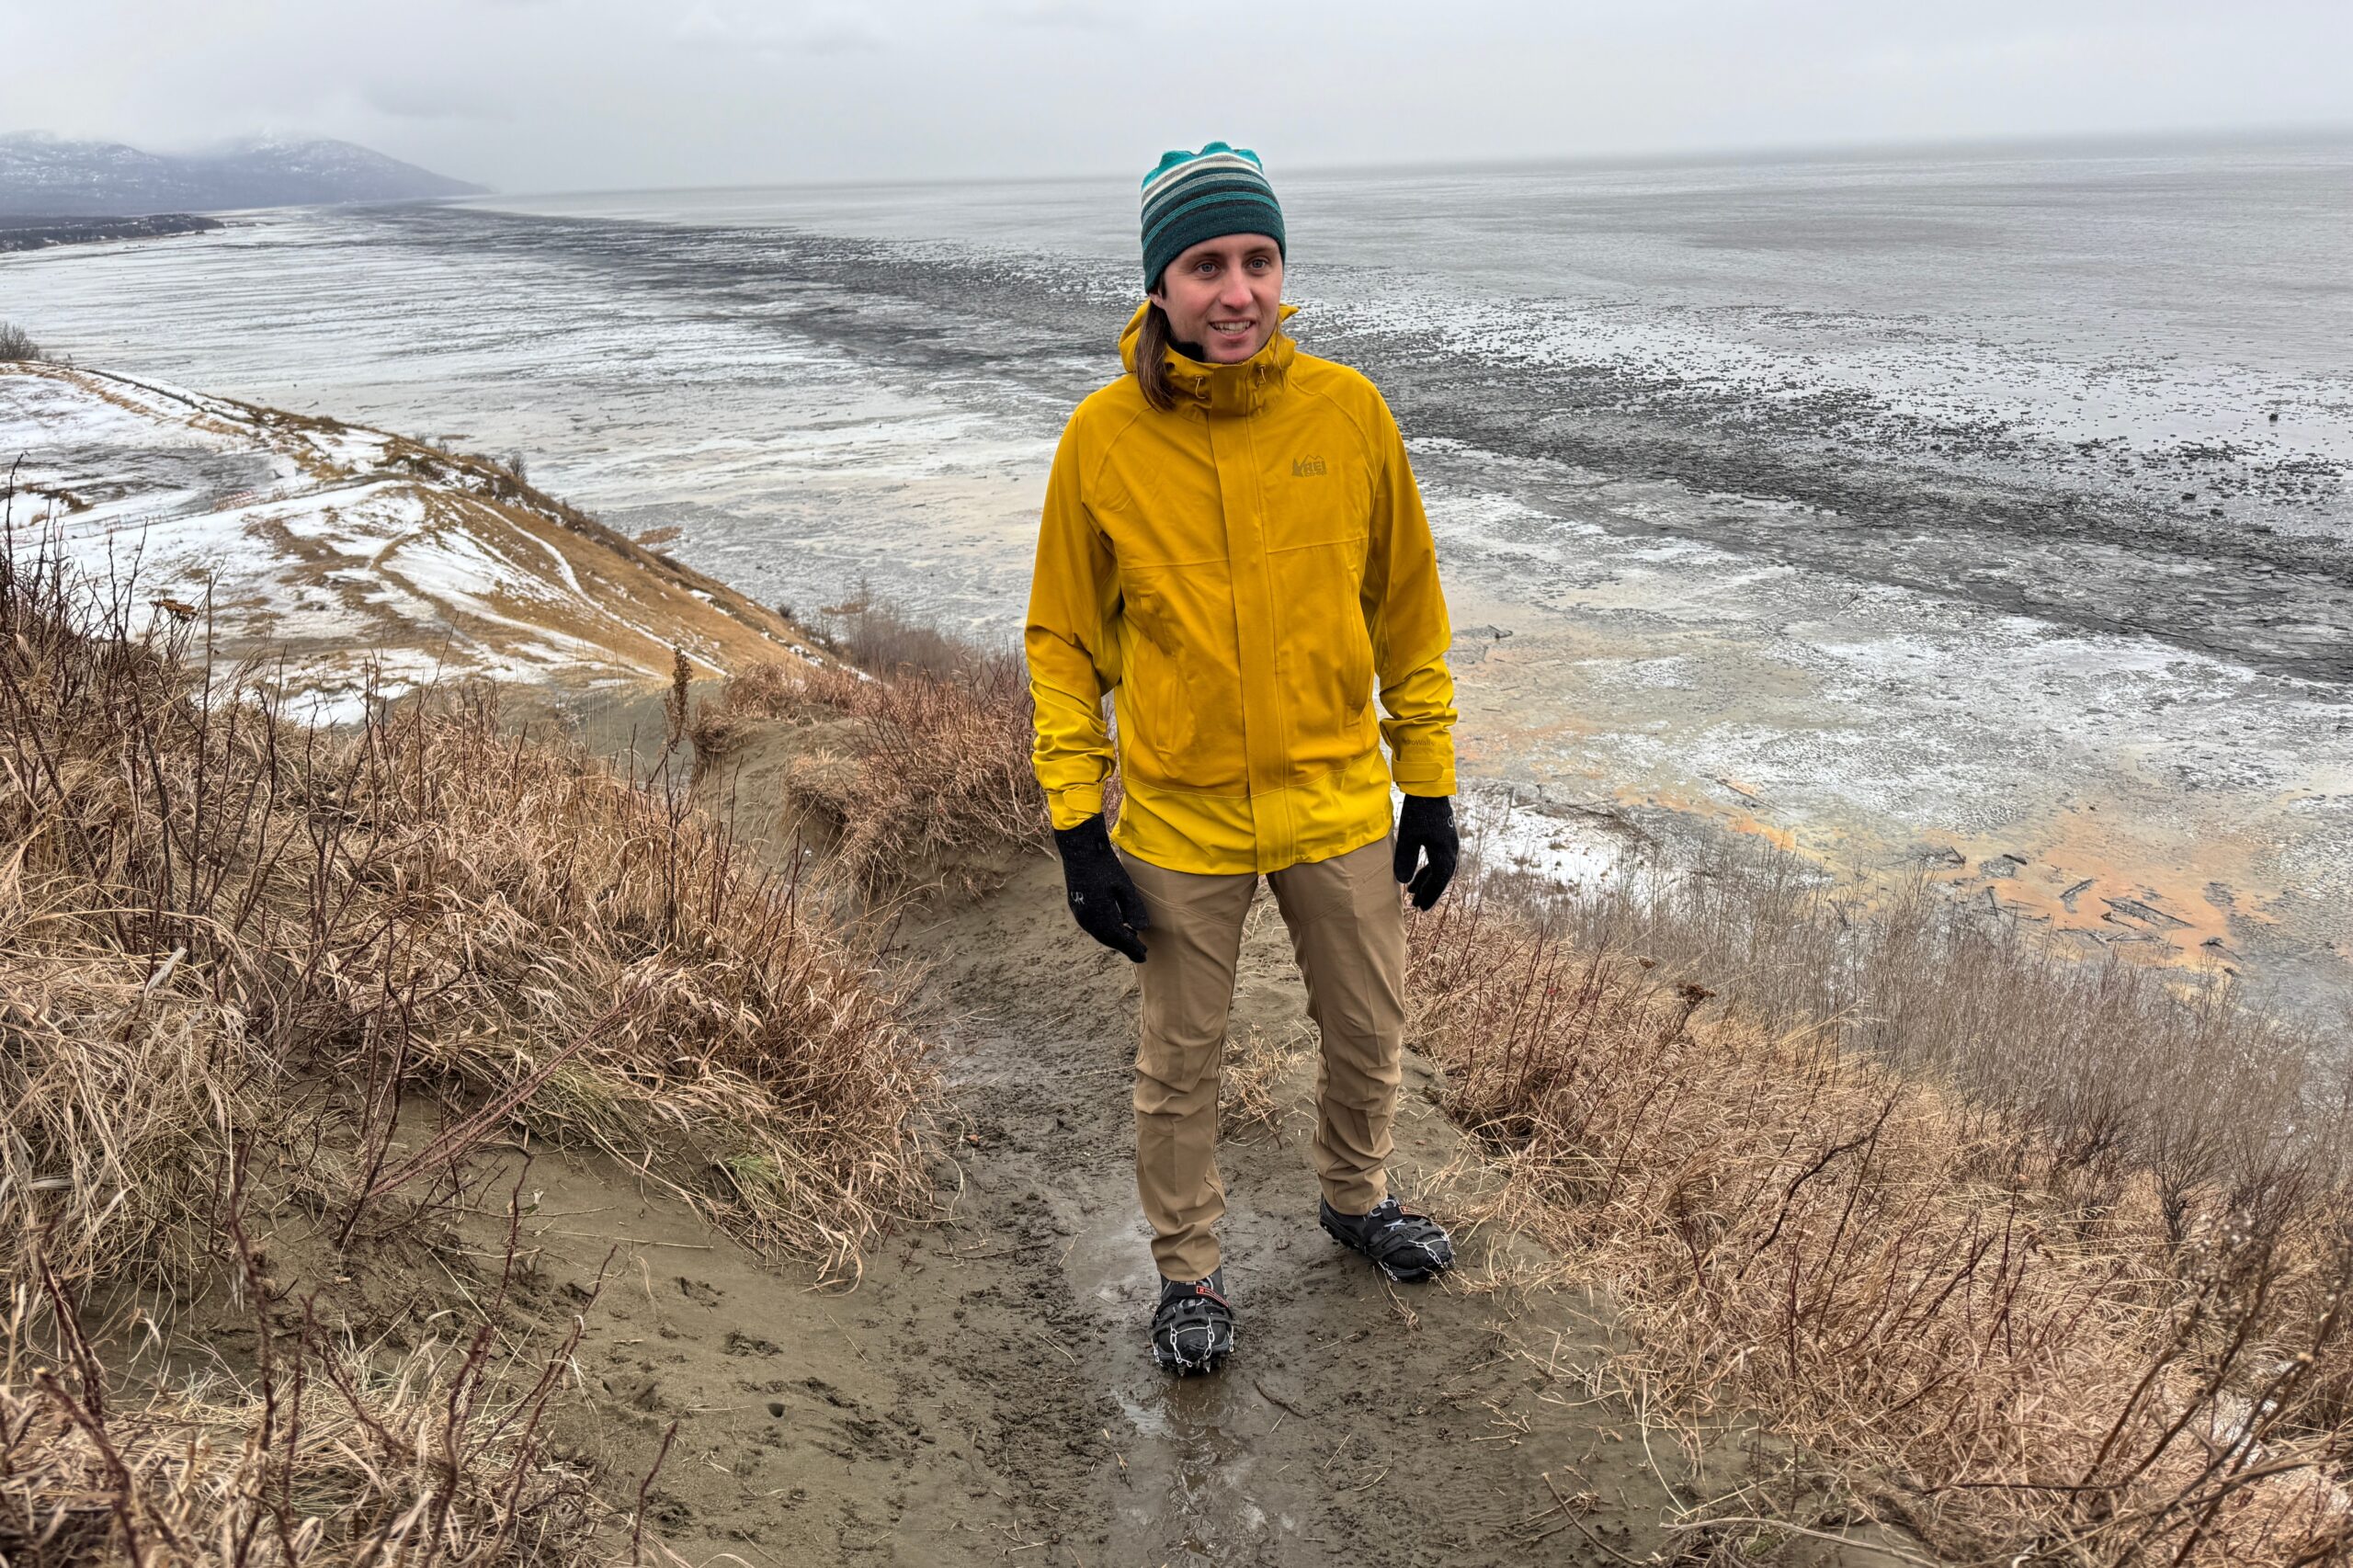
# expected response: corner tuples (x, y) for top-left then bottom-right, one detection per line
(0, 132), (484, 215)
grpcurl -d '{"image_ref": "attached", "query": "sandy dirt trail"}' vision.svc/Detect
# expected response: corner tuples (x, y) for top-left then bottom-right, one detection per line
(487, 806), (1913, 1566)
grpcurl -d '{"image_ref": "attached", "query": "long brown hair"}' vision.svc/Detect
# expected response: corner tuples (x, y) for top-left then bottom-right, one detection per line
(1133, 300), (1177, 412)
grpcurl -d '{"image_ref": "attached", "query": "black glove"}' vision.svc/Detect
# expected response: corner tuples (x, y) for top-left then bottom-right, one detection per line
(1052, 814), (1152, 962)
(1393, 794), (1459, 912)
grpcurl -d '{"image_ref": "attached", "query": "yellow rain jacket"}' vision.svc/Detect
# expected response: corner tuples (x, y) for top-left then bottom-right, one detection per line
(1024, 302), (1458, 875)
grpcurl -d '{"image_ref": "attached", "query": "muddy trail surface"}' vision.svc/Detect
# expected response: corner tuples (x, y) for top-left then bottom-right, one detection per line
(497, 839), (1913, 1567)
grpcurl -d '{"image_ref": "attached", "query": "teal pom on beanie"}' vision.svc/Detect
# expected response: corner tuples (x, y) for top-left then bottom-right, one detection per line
(1140, 141), (1285, 292)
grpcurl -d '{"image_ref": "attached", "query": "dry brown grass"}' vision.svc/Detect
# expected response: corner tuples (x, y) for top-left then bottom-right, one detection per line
(691, 631), (1050, 899)
(0, 1337), (608, 1568)
(0, 557), (932, 1283)
(1412, 835), (2353, 1563)
(2, 1205), (622, 1568)
(1, 482), (936, 1562)
(809, 582), (989, 685)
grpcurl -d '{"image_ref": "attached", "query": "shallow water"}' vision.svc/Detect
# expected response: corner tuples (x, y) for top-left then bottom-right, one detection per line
(4, 134), (2348, 1005)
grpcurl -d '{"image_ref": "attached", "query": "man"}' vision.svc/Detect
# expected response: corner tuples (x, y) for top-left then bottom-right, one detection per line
(1024, 142), (1461, 1377)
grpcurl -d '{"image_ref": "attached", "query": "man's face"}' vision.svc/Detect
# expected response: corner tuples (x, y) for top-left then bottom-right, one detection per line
(1149, 233), (1284, 363)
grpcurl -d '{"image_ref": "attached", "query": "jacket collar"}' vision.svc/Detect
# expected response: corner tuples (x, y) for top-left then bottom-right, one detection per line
(1119, 301), (1300, 417)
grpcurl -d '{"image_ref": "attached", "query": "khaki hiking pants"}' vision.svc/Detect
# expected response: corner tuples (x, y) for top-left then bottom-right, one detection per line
(1117, 834), (1407, 1282)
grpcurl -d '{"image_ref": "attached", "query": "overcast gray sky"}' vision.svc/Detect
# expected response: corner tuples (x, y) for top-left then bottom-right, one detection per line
(11, 0), (2350, 191)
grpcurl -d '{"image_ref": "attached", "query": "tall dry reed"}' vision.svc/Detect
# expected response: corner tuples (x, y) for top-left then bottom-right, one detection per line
(1, 1185), (628, 1568)
(1415, 831), (2353, 1564)
(1, 471), (937, 1564)
(2, 494), (934, 1293)
(692, 638), (1050, 897)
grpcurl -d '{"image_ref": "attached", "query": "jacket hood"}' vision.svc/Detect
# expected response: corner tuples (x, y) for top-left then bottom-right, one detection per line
(1119, 301), (1301, 416)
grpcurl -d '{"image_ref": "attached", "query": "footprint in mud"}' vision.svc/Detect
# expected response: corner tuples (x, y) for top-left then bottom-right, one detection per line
(603, 1373), (665, 1412)
(1111, 1378), (1274, 1555)
(804, 1376), (856, 1409)
(828, 1415), (909, 1462)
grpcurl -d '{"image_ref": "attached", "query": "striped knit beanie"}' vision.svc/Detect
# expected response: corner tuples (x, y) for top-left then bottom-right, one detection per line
(1140, 141), (1286, 292)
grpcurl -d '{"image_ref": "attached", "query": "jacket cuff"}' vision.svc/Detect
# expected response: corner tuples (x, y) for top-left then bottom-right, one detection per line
(1389, 747), (1454, 795)
(1046, 783), (1107, 831)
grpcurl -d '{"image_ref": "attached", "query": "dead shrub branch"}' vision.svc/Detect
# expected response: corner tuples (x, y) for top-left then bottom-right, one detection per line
(1410, 829), (2353, 1564)
(1, 472), (939, 1566)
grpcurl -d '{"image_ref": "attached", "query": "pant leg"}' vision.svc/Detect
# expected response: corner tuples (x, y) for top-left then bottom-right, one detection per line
(1120, 848), (1256, 1282)
(1267, 835), (1408, 1215)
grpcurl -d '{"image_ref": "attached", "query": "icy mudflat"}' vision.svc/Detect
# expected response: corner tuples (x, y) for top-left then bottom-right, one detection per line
(5, 143), (2347, 1006)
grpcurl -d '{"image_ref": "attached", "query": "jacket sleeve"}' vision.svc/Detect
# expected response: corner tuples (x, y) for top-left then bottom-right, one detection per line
(1023, 418), (1122, 828)
(1361, 393), (1459, 796)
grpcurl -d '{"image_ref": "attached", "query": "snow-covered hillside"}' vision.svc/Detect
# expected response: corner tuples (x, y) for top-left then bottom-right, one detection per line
(0, 131), (483, 215)
(1, 363), (823, 719)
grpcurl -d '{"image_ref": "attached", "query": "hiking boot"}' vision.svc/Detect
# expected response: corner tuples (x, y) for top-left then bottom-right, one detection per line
(1319, 1195), (1454, 1281)
(1150, 1267), (1235, 1376)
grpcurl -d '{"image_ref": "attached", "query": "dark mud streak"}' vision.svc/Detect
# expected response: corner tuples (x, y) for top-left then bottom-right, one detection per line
(0, 212), (225, 252)
(1384, 379), (2353, 685)
(380, 203), (2349, 687)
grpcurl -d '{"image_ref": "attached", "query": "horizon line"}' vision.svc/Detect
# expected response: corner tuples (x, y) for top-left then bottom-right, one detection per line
(448, 118), (2353, 204)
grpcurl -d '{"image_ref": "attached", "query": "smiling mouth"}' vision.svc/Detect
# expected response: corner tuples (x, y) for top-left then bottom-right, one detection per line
(1210, 320), (1255, 338)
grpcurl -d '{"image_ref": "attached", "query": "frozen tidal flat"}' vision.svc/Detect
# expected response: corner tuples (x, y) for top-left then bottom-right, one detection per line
(5, 152), (2347, 1006)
